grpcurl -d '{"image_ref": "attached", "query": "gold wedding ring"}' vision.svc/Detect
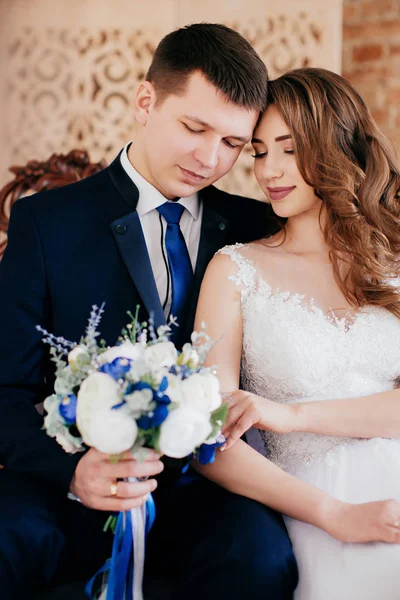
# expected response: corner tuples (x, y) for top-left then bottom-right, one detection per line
(110, 481), (118, 497)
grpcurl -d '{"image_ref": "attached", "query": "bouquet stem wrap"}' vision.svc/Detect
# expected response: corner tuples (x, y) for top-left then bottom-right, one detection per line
(86, 486), (156, 600)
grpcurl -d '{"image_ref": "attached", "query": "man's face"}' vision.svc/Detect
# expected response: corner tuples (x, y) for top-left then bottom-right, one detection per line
(132, 71), (259, 199)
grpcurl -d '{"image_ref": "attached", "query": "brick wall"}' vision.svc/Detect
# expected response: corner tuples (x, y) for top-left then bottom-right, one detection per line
(342, 0), (400, 155)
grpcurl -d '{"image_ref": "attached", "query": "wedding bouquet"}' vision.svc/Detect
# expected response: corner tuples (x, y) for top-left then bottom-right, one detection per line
(39, 304), (228, 600)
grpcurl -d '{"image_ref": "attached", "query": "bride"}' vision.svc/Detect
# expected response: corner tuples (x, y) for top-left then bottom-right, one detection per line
(193, 68), (400, 599)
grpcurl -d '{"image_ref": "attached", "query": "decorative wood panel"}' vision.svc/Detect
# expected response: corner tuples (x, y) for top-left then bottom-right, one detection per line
(0, 0), (343, 199)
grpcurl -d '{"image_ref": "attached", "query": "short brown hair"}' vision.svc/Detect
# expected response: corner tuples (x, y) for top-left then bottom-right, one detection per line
(146, 23), (268, 111)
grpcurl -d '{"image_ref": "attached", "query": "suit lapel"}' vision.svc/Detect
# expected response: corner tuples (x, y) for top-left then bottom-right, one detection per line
(110, 212), (166, 330)
(108, 153), (166, 330)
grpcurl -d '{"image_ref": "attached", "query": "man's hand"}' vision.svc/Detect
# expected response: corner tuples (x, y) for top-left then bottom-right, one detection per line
(222, 390), (296, 451)
(69, 447), (164, 511)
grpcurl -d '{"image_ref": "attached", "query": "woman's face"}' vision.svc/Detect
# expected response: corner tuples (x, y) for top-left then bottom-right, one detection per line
(252, 105), (321, 219)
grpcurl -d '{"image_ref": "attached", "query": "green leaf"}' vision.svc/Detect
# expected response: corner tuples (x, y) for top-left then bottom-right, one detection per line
(137, 427), (161, 450)
(208, 421), (221, 440)
(103, 515), (117, 534)
(211, 402), (229, 427)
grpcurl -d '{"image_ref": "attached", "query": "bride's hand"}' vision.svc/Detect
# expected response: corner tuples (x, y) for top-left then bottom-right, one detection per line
(221, 390), (296, 450)
(324, 499), (400, 544)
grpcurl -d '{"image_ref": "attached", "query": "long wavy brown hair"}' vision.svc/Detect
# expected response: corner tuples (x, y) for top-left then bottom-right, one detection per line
(266, 67), (400, 317)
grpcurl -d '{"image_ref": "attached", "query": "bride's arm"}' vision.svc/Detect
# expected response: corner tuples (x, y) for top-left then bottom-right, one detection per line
(192, 253), (400, 544)
(291, 389), (400, 439)
(224, 383), (400, 445)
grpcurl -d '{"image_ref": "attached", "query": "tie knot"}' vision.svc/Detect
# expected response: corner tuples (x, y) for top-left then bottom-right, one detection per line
(157, 202), (185, 225)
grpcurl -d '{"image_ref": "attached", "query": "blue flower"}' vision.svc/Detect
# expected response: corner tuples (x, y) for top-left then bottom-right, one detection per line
(128, 379), (170, 405)
(159, 376), (168, 392)
(154, 390), (170, 404)
(137, 404), (169, 430)
(197, 438), (226, 465)
(197, 444), (217, 465)
(137, 415), (152, 430)
(151, 404), (169, 426)
(99, 357), (131, 380)
(131, 381), (152, 392)
(59, 394), (77, 424)
(179, 365), (196, 380)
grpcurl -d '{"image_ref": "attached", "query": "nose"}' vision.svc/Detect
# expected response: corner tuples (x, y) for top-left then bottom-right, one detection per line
(194, 138), (219, 170)
(261, 154), (283, 181)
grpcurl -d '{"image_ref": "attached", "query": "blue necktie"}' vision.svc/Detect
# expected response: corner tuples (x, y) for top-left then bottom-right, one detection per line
(157, 202), (194, 337)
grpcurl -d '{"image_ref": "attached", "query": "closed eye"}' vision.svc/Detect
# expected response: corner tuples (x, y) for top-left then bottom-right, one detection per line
(224, 139), (240, 149)
(252, 152), (267, 159)
(183, 123), (204, 134)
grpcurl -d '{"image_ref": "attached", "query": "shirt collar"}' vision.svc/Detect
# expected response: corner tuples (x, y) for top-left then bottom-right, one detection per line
(120, 142), (200, 219)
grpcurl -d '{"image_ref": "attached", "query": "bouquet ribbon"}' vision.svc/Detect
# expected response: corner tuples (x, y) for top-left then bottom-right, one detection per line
(86, 491), (156, 600)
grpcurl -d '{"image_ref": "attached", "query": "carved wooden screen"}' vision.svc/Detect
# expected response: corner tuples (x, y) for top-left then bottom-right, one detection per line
(0, 0), (343, 199)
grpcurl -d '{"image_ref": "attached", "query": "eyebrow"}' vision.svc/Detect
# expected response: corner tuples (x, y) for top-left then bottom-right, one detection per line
(251, 134), (292, 143)
(184, 115), (250, 143)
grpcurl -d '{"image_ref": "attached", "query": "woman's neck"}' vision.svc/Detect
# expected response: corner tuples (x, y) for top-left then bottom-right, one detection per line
(279, 205), (330, 258)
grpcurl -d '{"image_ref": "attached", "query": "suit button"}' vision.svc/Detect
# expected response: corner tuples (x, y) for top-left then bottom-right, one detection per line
(219, 222), (226, 231)
(115, 224), (127, 234)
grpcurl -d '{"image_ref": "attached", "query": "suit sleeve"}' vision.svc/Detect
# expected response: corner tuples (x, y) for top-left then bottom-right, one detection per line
(0, 198), (81, 495)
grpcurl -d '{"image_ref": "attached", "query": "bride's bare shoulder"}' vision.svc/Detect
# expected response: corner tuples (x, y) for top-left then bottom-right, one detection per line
(246, 235), (287, 261)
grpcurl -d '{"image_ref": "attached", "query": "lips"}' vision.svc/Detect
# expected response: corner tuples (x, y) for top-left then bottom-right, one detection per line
(266, 186), (295, 201)
(179, 167), (207, 184)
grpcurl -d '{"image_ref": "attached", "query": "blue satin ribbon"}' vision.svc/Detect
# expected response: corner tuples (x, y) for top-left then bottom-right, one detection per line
(107, 511), (133, 600)
(145, 493), (156, 537)
(85, 494), (156, 600)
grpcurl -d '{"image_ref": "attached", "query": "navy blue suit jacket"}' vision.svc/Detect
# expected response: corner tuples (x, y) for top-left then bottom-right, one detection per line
(0, 153), (276, 496)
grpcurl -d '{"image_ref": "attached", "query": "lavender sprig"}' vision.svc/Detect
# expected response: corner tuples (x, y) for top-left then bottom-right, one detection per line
(36, 325), (76, 356)
(84, 303), (105, 356)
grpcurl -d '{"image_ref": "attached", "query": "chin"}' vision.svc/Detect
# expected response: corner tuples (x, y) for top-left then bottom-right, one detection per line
(271, 205), (294, 219)
(173, 181), (205, 198)
(271, 199), (309, 219)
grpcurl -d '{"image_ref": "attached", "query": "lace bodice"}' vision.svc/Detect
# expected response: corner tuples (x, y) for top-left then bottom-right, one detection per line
(218, 243), (400, 470)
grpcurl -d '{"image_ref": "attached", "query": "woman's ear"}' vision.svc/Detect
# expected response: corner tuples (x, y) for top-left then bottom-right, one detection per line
(133, 81), (156, 126)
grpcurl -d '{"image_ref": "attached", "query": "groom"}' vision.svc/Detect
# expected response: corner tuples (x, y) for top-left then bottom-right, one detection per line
(0, 23), (297, 599)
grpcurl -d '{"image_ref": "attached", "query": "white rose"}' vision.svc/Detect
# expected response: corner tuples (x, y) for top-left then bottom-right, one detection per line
(76, 372), (121, 447)
(86, 409), (138, 454)
(145, 342), (178, 370)
(165, 373), (182, 404)
(98, 341), (143, 365)
(158, 406), (212, 458)
(68, 346), (91, 371)
(128, 353), (148, 381)
(180, 372), (221, 413)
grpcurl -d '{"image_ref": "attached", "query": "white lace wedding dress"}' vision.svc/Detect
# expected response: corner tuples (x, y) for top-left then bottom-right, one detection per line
(219, 243), (400, 600)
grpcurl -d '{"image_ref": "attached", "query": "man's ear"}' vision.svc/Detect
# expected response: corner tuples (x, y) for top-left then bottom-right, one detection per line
(134, 81), (157, 126)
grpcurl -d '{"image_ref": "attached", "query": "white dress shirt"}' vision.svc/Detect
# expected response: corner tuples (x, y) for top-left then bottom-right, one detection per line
(120, 142), (203, 317)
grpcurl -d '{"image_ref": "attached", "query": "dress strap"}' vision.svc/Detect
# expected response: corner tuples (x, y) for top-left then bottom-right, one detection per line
(217, 244), (258, 291)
